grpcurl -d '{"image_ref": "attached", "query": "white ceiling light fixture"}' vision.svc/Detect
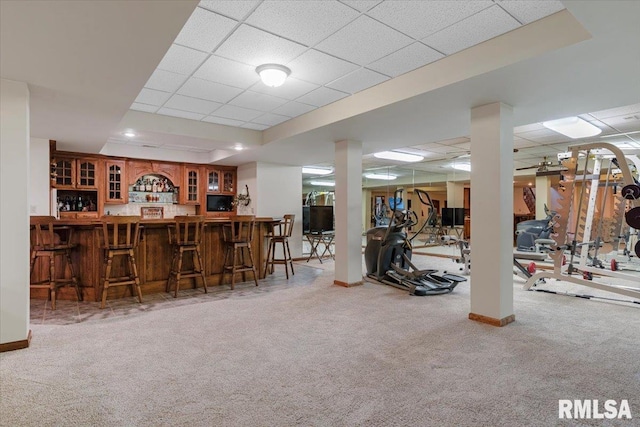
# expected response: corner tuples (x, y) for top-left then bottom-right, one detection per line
(309, 180), (335, 187)
(451, 163), (471, 172)
(234, 144), (243, 151)
(364, 173), (397, 180)
(302, 166), (333, 175)
(124, 131), (136, 138)
(373, 151), (424, 162)
(256, 64), (291, 88)
(542, 116), (602, 139)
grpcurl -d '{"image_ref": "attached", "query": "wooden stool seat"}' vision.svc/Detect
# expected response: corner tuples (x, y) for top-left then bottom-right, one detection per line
(167, 215), (208, 298)
(99, 216), (143, 309)
(264, 214), (295, 279)
(222, 216), (259, 289)
(29, 216), (82, 310)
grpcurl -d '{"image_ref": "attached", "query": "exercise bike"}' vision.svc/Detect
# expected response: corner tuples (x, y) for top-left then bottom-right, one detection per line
(364, 189), (466, 296)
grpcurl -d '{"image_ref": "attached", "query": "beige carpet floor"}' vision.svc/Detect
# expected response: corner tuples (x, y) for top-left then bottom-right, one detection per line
(1, 255), (639, 426)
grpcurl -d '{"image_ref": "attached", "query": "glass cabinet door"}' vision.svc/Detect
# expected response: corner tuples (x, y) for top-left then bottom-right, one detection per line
(222, 171), (234, 193)
(208, 171), (219, 192)
(77, 160), (97, 188)
(187, 170), (198, 202)
(55, 159), (74, 187)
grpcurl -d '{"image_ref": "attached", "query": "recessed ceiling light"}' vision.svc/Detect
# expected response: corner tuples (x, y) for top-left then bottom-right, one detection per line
(542, 117), (602, 139)
(234, 145), (243, 151)
(373, 151), (424, 162)
(451, 163), (471, 172)
(302, 167), (333, 175)
(309, 180), (335, 187)
(364, 173), (397, 180)
(124, 131), (136, 138)
(256, 64), (291, 88)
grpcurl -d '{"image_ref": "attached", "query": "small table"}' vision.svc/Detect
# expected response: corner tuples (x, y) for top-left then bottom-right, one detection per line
(305, 231), (335, 263)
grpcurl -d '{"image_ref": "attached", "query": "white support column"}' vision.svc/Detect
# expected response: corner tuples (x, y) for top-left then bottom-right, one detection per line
(469, 102), (515, 327)
(1, 79), (31, 350)
(334, 139), (363, 287)
(446, 181), (465, 207)
(362, 188), (372, 232)
(535, 175), (551, 219)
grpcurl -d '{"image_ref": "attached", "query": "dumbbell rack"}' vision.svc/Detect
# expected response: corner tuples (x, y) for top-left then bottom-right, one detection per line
(523, 142), (640, 301)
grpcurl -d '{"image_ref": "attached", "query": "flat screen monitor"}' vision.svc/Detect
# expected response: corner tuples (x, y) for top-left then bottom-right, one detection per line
(309, 206), (334, 233)
(389, 197), (404, 211)
(206, 194), (233, 212)
(442, 207), (465, 227)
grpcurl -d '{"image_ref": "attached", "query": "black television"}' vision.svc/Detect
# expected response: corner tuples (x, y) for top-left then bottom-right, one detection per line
(206, 194), (234, 212)
(442, 207), (465, 227)
(309, 206), (334, 233)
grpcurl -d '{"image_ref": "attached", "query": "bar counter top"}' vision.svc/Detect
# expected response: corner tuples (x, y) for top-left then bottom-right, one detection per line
(31, 217), (278, 303)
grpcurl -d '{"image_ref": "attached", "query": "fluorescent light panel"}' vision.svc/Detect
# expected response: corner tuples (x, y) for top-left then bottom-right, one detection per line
(364, 173), (397, 180)
(542, 116), (602, 139)
(309, 180), (335, 187)
(451, 163), (471, 172)
(374, 151), (423, 162)
(302, 166), (333, 175)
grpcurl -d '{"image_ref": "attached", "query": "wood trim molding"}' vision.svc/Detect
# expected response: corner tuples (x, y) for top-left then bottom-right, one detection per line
(334, 280), (363, 288)
(469, 313), (515, 327)
(0, 330), (32, 353)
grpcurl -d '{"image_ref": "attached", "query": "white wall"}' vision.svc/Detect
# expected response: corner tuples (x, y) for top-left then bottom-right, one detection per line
(255, 162), (302, 257)
(1, 79), (30, 346)
(29, 137), (50, 215)
(236, 162), (257, 216)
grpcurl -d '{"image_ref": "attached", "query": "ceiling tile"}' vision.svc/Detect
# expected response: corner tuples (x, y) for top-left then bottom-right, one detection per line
(215, 25), (307, 67)
(164, 94), (221, 115)
(339, 0), (383, 13)
(272, 101), (317, 118)
(156, 108), (206, 121)
(193, 55), (259, 89)
(422, 5), (520, 56)
(246, 1), (359, 47)
(589, 103), (640, 120)
(174, 7), (238, 53)
(202, 116), (246, 127)
(229, 91), (288, 111)
(144, 69), (188, 93)
(198, 0), (259, 20)
(177, 77), (243, 103)
(367, 0), (493, 40)
(130, 103), (159, 113)
(315, 15), (413, 66)
(241, 122), (269, 131)
(251, 113), (290, 126)
(496, 0), (565, 24)
(157, 44), (208, 75)
(327, 68), (388, 94)
(286, 49), (359, 85)
(514, 122), (545, 134)
(135, 88), (171, 106)
(367, 42), (444, 77)
(212, 104), (263, 122)
(249, 78), (318, 100)
(295, 86), (349, 107)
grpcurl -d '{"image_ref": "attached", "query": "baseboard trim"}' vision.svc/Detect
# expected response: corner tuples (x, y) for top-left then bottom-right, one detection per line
(469, 313), (515, 327)
(0, 329), (32, 353)
(334, 280), (363, 287)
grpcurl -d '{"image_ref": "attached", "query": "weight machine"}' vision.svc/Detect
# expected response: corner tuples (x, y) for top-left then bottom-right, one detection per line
(523, 143), (640, 302)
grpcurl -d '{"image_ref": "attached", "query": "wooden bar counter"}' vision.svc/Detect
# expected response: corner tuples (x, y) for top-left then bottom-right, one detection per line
(30, 217), (276, 302)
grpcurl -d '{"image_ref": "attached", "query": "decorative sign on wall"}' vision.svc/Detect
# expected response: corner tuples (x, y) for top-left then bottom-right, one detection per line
(141, 206), (164, 220)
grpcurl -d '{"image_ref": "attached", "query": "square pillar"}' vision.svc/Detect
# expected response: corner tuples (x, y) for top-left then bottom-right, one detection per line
(469, 102), (515, 327)
(1, 79), (31, 351)
(446, 181), (465, 207)
(535, 175), (551, 219)
(334, 140), (363, 287)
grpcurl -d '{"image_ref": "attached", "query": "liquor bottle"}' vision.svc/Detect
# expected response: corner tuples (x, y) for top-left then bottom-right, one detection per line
(77, 195), (83, 211)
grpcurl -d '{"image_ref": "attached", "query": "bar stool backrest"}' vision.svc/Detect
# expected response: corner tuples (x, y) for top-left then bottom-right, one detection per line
(224, 215), (256, 243)
(100, 216), (142, 249)
(30, 216), (70, 249)
(171, 215), (205, 245)
(281, 214), (295, 238)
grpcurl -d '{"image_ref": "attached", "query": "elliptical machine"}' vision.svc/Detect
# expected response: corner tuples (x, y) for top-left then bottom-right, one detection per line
(364, 189), (466, 296)
(515, 205), (557, 252)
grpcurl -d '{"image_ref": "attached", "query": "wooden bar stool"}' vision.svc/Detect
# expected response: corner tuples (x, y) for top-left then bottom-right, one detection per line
(29, 216), (82, 310)
(222, 216), (259, 289)
(99, 216), (143, 309)
(167, 215), (208, 297)
(264, 214), (295, 279)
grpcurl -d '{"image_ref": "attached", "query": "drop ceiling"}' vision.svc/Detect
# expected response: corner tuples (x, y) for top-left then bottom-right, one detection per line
(131, 0), (565, 130)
